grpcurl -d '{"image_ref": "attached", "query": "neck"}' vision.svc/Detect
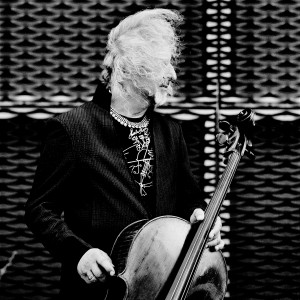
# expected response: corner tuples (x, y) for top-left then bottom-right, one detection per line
(111, 95), (150, 118)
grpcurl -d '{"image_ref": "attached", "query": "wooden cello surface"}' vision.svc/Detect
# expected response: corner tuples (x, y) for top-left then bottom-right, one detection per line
(105, 216), (227, 300)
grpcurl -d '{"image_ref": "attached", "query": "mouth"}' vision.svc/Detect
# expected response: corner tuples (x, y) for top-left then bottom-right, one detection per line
(159, 83), (173, 96)
(160, 77), (176, 88)
(159, 84), (169, 89)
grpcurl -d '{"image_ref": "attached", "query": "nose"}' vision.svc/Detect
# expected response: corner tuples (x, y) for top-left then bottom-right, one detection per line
(167, 64), (177, 80)
(169, 65), (177, 80)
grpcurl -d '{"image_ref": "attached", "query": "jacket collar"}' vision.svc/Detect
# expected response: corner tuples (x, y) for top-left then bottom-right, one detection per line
(92, 81), (112, 112)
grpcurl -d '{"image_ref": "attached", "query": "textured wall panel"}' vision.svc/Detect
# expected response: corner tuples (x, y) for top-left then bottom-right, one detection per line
(224, 0), (300, 107)
(0, 117), (61, 299)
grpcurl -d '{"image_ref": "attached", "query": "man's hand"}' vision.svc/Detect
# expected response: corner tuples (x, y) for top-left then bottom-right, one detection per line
(77, 248), (115, 284)
(190, 208), (225, 251)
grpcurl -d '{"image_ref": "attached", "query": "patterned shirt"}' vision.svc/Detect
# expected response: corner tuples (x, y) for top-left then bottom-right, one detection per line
(113, 114), (156, 216)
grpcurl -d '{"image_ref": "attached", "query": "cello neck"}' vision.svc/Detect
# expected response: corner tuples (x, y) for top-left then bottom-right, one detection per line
(164, 108), (255, 300)
(165, 150), (241, 300)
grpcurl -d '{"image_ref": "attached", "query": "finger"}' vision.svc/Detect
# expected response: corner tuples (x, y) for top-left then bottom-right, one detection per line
(215, 239), (225, 251)
(209, 217), (222, 239)
(95, 251), (115, 276)
(91, 264), (107, 283)
(86, 271), (97, 284)
(91, 264), (102, 278)
(207, 236), (221, 248)
(190, 208), (204, 224)
(78, 265), (90, 284)
(79, 272), (90, 284)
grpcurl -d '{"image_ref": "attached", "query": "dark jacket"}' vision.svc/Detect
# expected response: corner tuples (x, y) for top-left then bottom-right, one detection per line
(25, 83), (206, 299)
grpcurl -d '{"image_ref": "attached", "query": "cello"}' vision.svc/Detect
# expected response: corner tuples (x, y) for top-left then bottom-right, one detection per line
(105, 108), (255, 300)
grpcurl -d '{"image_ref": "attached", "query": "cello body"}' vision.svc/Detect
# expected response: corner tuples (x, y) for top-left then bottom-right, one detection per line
(105, 216), (227, 300)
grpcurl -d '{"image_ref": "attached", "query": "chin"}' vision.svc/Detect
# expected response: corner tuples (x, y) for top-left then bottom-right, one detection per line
(146, 96), (155, 107)
(154, 89), (169, 107)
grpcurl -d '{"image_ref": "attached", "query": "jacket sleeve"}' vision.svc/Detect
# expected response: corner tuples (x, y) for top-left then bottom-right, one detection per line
(25, 118), (92, 267)
(176, 124), (207, 220)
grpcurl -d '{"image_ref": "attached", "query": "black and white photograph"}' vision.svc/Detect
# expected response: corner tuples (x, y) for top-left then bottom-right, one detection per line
(0, 1), (299, 299)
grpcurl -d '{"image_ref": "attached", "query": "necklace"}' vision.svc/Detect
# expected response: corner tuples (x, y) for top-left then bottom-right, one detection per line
(110, 107), (150, 128)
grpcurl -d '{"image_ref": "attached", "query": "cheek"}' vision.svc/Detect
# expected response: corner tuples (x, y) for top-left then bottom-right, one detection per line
(144, 80), (158, 94)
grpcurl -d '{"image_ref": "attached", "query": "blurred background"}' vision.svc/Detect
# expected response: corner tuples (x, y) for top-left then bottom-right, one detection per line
(0, 0), (299, 299)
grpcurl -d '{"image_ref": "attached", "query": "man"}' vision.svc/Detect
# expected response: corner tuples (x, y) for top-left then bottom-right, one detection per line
(25, 8), (224, 299)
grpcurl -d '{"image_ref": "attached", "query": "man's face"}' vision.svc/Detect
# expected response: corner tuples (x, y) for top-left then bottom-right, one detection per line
(137, 54), (177, 107)
(123, 50), (178, 109)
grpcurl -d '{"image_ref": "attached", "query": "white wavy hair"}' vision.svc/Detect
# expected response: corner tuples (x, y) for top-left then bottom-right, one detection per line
(100, 8), (183, 106)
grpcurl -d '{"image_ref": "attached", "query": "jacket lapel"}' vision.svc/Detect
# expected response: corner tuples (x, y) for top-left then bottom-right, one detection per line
(152, 113), (175, 216)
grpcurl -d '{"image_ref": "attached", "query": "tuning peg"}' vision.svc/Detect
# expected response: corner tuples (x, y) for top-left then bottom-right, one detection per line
(219, 121), (233, 133)
(236, 109), (255, 136)
(216, 133), (228, 145)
